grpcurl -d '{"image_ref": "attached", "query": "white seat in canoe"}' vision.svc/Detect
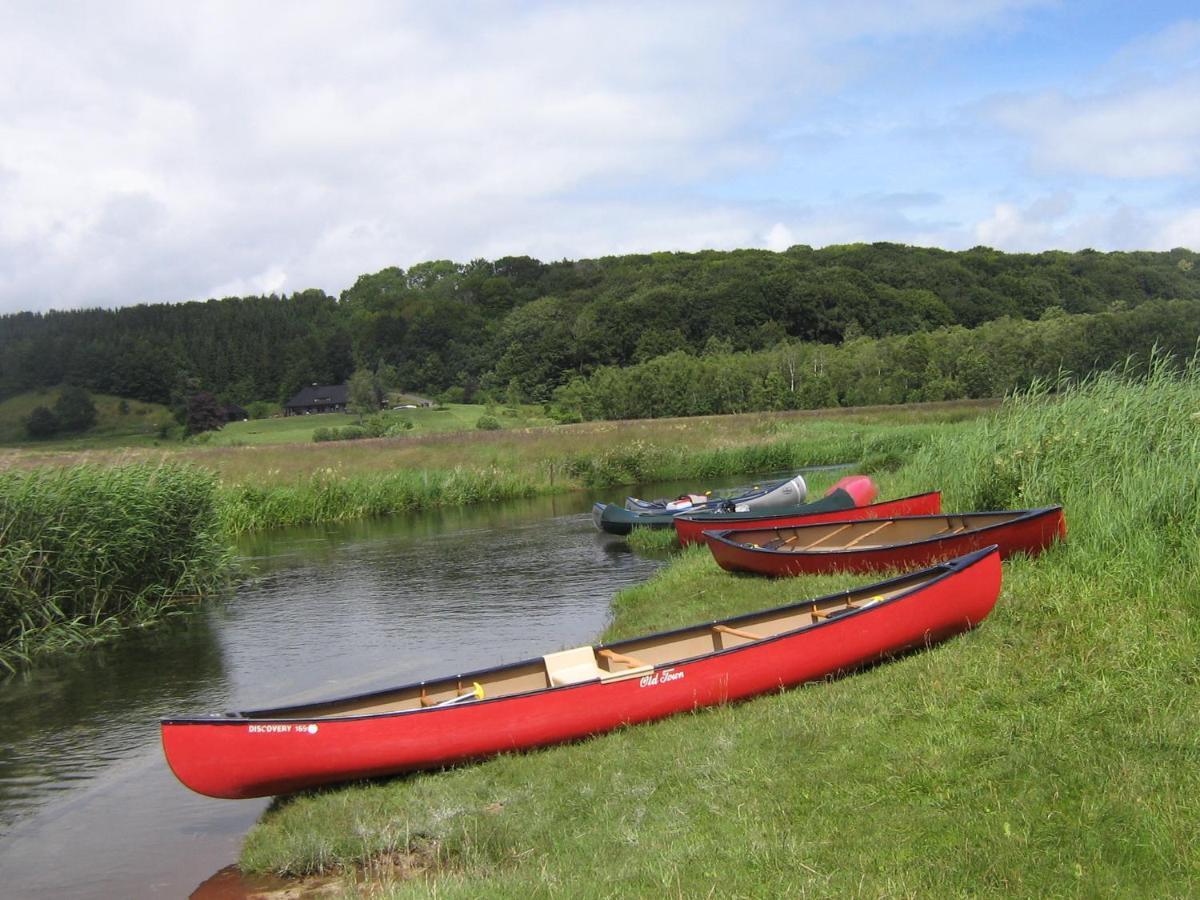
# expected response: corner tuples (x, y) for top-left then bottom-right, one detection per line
(544, 647), (606, 686)
(544, 646), (653, 686)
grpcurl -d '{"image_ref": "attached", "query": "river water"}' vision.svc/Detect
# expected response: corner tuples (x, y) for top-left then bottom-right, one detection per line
(0, 472), (797, 898)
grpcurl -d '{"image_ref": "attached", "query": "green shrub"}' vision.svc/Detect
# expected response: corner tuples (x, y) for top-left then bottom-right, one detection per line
(247, 400), (277, 419)
(476, 415), (501, 430)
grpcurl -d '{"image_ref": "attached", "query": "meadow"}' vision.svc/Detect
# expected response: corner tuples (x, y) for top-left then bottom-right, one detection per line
(0, 389), (175, 448)
(0, 392), (553, 452)
(239, 360), (1200, 896)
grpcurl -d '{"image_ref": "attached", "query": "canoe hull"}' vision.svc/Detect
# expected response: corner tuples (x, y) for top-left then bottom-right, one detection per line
(593, 501), (681, 534)
(706, 507), (1065, 576)
(161, 548), (1001, 799)
(674, 491), (942, 546)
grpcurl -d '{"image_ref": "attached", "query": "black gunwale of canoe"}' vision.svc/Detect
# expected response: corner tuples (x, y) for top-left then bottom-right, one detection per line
(161, 546), (998, 727)
(677, 490), (938, 524)
(705, 506), (1061, 556)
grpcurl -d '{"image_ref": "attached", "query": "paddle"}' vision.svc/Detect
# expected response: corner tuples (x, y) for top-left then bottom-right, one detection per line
(434, 682), (485, 707)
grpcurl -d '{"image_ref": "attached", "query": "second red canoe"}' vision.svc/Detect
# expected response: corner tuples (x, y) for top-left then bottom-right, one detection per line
(674, 490), (942, 546)
(705, 507), (1066, 576)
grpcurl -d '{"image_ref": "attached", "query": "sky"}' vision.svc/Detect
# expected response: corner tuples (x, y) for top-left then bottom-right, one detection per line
(1, 0), (1199, 313)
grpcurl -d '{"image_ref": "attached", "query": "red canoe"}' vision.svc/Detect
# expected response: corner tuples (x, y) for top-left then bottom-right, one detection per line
(674, 490), (942, 546)
(706, 507), (1065, 577)
(161, 547), (1002, 799)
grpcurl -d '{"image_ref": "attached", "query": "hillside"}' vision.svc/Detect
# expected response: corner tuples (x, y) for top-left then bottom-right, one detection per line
(1, 245), (1197, 412)
(0, 389), (174, 448)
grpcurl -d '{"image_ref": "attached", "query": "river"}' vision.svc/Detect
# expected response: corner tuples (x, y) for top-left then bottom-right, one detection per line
(0, 472), (801, 898)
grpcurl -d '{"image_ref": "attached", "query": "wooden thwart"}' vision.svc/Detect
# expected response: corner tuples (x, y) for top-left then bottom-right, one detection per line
(713, 623), (766, 642)
(841, 520), (894, 549)
(799, 522), (855, 550)
(597, 648), (650, 669)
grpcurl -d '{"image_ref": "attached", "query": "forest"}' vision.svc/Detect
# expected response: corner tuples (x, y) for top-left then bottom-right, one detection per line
(1, 243), (1197, 419)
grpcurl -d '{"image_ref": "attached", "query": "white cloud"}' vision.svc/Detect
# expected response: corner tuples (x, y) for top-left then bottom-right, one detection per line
(973, 192), (1074, 249)
(990, 18), (1200, 180)
(0, 0), (1139, 313)
(1157, 208), (1200, 249)
(992, 76), (1200, 178)
(763, 223), (797, 251)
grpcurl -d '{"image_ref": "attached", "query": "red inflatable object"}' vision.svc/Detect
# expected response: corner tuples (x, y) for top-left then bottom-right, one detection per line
(826, 474), (879, 506)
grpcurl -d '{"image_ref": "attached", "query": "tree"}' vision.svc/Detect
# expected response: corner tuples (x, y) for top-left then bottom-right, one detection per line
(347, 369), (377, 422)
(25, 405), (60, 438)
(54, 385), (97, 432)
(185, 391), (225, 435)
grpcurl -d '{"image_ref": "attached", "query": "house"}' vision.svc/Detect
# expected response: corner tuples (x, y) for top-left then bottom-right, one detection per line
(283, 383), (350, 416)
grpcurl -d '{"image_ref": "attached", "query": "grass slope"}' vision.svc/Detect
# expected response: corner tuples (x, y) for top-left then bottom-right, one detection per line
(0, 389), (174, 447)
(241, 362), (1200, 896)
(201, 404), (556, 447)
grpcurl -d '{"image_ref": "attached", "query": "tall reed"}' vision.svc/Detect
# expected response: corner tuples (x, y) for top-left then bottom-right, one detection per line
(217, 466), (546, 534)
(897, 353), (1200, 589)
(0, 463), (231, 671)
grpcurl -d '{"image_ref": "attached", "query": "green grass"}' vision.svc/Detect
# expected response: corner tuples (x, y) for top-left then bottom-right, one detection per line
(200, 404), (555, 448)
(239, 361), (1200, 896)
(0, 463), (233, 671)
(0, 392), (553, 451)
(0, 388), (174, 448)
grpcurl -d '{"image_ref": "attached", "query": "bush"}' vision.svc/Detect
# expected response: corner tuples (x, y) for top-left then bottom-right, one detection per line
(476, 415), (502, 431)
(25, 406), (60, 438)
(247, 401), (277, 420)
(185, 391), (225, 435)
(54, 385), (98, 432)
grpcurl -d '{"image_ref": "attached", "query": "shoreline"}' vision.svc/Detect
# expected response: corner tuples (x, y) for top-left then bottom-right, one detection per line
(236, 365), (1200, 895)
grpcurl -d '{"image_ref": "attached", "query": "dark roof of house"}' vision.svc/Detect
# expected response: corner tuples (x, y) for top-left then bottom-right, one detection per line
(285, 384), (349, 407)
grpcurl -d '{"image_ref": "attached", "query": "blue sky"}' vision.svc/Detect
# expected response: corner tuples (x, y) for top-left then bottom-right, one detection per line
(1, 1), (1198, 312)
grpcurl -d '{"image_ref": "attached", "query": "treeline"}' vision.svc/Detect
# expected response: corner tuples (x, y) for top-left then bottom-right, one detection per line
(551, 300), (1200, 420)
(1, 244), (1198, 407)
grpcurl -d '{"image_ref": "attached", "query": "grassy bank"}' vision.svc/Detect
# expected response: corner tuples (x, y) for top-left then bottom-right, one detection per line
(240, 361), (1200, 895)
(0, 463), (232, 671)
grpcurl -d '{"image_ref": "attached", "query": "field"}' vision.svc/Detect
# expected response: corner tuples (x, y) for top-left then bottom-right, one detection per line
(0, 399), (992, 482)
(0, 390), (554, 451)
(0, 389), (174, 448)
(198, 403), (556, 447)
(238, 362), (1200, 896)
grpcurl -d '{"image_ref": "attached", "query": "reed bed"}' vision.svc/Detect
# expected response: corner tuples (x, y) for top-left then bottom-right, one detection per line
(242, 359), (1200, 896)
(215, 422), (947, 533)
(0, 463), (231, 671)
(217, 466), (547, 534)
